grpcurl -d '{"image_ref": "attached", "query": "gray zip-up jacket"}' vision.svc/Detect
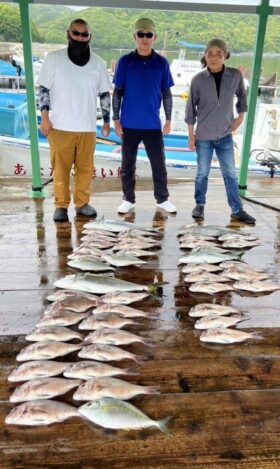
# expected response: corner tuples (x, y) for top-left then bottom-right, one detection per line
(185, 66), (247, 140)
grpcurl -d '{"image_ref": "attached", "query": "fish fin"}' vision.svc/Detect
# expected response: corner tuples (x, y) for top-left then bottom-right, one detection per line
(157, 416), (173, 434)
(134, 354), (147, 365)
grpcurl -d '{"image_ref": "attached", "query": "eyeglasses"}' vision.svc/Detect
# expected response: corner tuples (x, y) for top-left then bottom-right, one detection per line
(69, 30), (90, 38)
(136, 31), (154, 39)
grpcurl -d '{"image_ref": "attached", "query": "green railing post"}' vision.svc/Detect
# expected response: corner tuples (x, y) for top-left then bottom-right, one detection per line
(238, 0), (273, 196)
(18, 0), (46, 198)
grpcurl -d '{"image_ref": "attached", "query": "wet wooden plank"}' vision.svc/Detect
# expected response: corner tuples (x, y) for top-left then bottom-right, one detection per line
(1, 176), (280, 467)
(1, 390), (280, 468)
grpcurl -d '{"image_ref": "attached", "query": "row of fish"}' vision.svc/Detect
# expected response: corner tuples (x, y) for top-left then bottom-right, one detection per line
(177, 224), (275, 343)
(6, 218), (171, 433)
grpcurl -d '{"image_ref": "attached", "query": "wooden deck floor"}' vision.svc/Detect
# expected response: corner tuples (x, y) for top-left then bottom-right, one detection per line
(1, 173), (280, 468)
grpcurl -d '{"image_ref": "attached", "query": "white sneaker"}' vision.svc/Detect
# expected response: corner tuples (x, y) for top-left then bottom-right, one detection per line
(118, 201), (135, 214)
(157, 200), (177, 213)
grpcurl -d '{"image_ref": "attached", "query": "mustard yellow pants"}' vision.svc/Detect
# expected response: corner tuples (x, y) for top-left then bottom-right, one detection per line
(48, 129), (96, 209)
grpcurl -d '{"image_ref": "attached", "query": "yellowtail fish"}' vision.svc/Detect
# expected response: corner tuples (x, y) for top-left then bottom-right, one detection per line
(78, 397), (171, 433)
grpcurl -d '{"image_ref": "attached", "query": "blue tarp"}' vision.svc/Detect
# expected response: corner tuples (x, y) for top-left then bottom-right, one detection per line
(177, 41), (205, 49)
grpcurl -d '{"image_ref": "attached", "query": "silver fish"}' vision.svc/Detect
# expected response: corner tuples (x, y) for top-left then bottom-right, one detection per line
(200, 328), (263, 344)
(178, 224), (237, 238)
(83, 328), (150, 346)
(78, 397), (171, 433)
(178, 246), (239, 265)
(67, 257), (115, 272)
(100, 291), (150, 305)
(101, 253), (147, 267)
(8, 361), (71, 382)
(73, 377), (160, 401)
(54, 273), (154, 295)
(63, 361), (137, 380)
(37, 309), (90, 327)
(184, 271), (230, 284)
(84, 219), (161, 234)
(9, 377), (82, 402)
(5, 400), (79, 426)
(78, 344), (144, 364)
(25, 326), (84, 342)
(233, 280), (280, 293)
(194, 314), (247, 329)
(16, 341), (82, 361)
(189, 303), (240, 318)
(189, 282), (234, 294)
(92, 303), (150, 318)
(79, 313), (138, 330)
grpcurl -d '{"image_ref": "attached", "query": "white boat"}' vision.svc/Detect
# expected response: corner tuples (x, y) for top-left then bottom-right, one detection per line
(170, 41), (203, 96)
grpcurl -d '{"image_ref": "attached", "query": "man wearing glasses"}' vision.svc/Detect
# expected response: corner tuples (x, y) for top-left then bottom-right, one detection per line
(113, 18), (177, 215)
(38, 19), (111, 222)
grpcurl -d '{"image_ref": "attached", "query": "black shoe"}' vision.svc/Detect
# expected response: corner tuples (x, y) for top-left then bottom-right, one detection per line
(75, 204), (97, 217)
(192, 204), (204, 220)
(53, 208), (69, 222)
(231, 209), (256, 225)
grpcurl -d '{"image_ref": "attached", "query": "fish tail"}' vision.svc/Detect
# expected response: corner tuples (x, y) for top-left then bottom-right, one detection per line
(157, 416), (173, 434)
(124, 367), (139, 376)
(134, 354), (147, 364)
(250, 332), (263, 340)
(146, 385), (161, 395)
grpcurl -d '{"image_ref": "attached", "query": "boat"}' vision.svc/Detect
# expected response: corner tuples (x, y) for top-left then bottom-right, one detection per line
(170, 41), (203, 96)
(0, 91), (278, 177)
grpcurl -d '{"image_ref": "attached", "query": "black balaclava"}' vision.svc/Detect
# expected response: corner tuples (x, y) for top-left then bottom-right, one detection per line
(68, 36), (91, 66)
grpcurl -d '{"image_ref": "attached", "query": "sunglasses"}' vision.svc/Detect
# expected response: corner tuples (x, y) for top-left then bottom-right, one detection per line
(69, 30), (90, 38)
(136, 31), (154, 39)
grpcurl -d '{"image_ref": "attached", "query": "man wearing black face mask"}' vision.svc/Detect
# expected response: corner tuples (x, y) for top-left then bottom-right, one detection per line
(38, 19), (112, 222)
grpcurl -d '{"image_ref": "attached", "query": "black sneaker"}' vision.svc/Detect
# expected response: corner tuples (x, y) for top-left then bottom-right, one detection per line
(231, 209), (256, 225)
(53, 208), (69, 222)
(192, 204), (204, 220)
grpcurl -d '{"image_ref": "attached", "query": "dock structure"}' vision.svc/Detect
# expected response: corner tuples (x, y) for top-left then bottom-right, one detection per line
(0, 174), (280, 468)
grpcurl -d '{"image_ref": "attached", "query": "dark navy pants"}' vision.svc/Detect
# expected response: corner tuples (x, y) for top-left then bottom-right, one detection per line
(121, 128), (169, 204)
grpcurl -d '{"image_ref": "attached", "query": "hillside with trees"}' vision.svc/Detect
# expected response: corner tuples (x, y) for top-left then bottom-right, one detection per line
(1, 5), (280, 53)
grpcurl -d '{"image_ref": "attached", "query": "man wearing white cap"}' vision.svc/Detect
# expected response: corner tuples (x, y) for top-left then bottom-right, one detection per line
(185, 37), (256, 225)
(112, 18), (177, 215)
